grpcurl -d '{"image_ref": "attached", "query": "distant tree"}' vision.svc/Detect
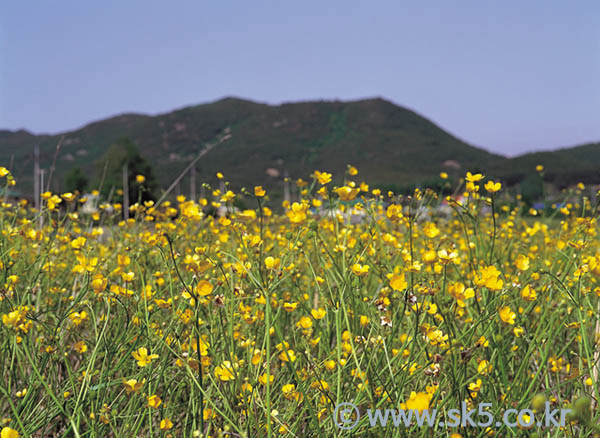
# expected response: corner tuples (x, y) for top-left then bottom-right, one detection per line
(96, 137), (158, 203)
(520, 173), (544, 206)
(64, 167), (88, 193)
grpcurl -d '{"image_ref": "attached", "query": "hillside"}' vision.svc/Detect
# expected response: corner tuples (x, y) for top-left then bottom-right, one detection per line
(0, 97), (598, 197)
(495, 142), (600, 187)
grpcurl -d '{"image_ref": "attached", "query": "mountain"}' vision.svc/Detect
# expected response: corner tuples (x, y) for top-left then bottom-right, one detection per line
(0, 97), (598, 197)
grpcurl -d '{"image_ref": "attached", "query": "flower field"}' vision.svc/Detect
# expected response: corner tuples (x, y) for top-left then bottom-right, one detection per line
(0, 165), (599, 437)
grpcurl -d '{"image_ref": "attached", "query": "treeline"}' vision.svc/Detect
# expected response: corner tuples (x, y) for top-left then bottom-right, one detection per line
(64, 137), (158, 203)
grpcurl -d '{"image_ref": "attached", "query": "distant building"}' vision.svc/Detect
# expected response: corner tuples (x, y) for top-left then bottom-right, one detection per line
(442, 160), (461, 169)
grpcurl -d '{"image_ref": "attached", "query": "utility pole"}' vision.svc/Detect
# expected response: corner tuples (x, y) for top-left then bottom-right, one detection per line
(34, 145), (40, 211)
(38, 169), (45, 229)
(122, 163), (129, 220)
(283, 169), (290, 203)
(40, 169), (45, 197)
(190, 164), (196, 200)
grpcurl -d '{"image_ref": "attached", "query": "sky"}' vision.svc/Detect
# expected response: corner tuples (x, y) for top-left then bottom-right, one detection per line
(1, 1), (599, 156)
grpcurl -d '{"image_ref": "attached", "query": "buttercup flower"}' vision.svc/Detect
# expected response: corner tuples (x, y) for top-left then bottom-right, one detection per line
(132, 348), (159, 367)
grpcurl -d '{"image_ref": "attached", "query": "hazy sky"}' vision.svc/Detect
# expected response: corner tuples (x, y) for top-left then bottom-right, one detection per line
(1, 1), (599, 156)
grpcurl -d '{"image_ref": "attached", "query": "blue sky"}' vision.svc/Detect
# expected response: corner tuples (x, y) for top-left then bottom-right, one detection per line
(1, 1), (599, 156)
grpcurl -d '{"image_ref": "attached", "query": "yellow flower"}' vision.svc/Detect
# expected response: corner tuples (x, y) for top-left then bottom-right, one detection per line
(335, 186), (360, 201)
(194, 337), (210, 356)
(422, 250), (437, 263)
(250, 349), (263, 366)
(311, 379), (329, 391)
(220, 190), (235, 202)
(121, 271), (135, 282)
(1, 427), (19, 438)
(437, 249), (458, 265)
(196, 280), (214, 296)
(389, 273), (407, 291)
(265, 256), (280, 269)
(132, 347), (159, 367)
(159, 418), (173, 430)
(117, 254), (131, 266)
(254, 186), (266, 197)
(2, 306), (28, 330)
(279, 349), (297, 362)
(73, 341), (88, 353)
(477, 360), (492, 375)
(476, 336), (489, 348)
(514, 255), (530, 271)
(536, 164), (544, 172)
(348, 165), (358, 176)
(297, 316), (313, 329)
(147, 394), (162, 408)
(46, 194), (62, 210)
(405, 391), (431, 413)
(286, 202), (309, 224)
(237, 209), (256, 220)
(259, 373), (274, 385)
(282, 383), (296, 398)
(521, 285), (537, 301)
(215, 361), (236, 381)
(465, 172), (484, 183)
(468, 378), (482, 393)
(135, 174), (146, 183)
(465, 181), (479, 193)
(154, 298), (172, 308)
(423, 222), (440, 238)
(61, 192), (75, 201)
(484, 180), (501, 193)
(386, 204), (403, 221)
(513, 326), (525, 337)
(0, 167), (10, 177)
(448, 282), (474, 307)
(324, 359), (337, 370)
(311, 308), (326, 319)
(283, 302), (298, 312)
(475, 265), (503, 291)
(351, 263), (369, 276)
(499, 306), (516, 325)
(314, 171), (332, 185)
(122, 378), (144, 394)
